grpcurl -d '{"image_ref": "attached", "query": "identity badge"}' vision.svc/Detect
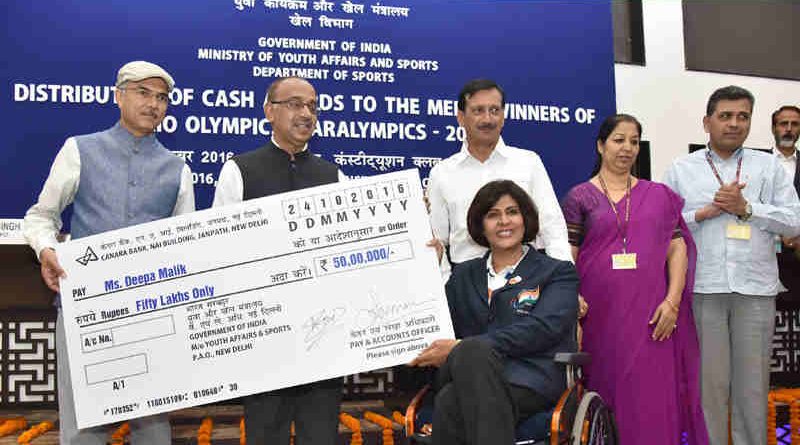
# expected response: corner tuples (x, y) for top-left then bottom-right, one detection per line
(726, 223), (751, 240)
(612, 253), (637, 270)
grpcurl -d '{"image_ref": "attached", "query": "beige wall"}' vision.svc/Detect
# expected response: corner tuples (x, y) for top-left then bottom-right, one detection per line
(614, 1), (800, 180)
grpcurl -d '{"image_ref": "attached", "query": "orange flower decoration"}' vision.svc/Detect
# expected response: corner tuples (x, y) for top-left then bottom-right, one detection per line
(110, 422), (130, 445)
(16, 420), (53, 444)
(0, 418), (27, 437)
(768, 388), (800, 445)
(364, 411), (394, 445)
(197, 416), (213, 445)
(339, 413), (363, 445)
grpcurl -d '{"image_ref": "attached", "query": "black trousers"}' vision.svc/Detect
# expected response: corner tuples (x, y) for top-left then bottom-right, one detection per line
(432, 338), (551, 445)
(243, 377), (343, 445)
(777, 248), (800, 307)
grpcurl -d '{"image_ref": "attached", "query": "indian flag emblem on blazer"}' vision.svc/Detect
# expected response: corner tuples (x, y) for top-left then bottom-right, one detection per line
(517, 287), (540, 304)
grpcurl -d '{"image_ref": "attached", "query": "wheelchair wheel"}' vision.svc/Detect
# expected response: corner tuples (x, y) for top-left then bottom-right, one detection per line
(550, 383), (582, 444)
(570, 391), (618, 445)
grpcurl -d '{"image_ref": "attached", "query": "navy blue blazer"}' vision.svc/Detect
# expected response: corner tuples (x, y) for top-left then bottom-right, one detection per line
(445, 248), (579, 403)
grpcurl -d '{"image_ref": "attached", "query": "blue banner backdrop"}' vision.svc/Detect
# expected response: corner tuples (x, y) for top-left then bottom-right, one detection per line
(2, 0), (615, 217)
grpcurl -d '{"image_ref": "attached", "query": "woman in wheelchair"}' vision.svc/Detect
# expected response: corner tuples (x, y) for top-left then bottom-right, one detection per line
(409, 180), (579, 445)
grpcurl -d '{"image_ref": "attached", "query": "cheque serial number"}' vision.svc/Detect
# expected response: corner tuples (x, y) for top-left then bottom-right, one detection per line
(105, 403), (138, 416)
(146, 392), (188, 408)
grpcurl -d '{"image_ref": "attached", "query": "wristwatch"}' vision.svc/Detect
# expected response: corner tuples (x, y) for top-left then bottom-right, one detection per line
(739, 201), (753, 222)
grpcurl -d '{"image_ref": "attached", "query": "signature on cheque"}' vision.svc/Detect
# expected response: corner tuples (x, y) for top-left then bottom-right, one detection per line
(356, 289), (437, 328)
(302, 306), (346, 351)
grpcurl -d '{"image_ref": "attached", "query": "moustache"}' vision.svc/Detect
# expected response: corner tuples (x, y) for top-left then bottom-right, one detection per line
(478, 123), (496, 131)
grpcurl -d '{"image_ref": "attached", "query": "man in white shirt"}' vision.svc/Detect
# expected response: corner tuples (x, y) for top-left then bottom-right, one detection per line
(772, 105), (799, 192)
(23, 61), (195, 445)
(428, 79), (571, 269)
(772, 105), (800, 307)
(664, 87), (800, 444)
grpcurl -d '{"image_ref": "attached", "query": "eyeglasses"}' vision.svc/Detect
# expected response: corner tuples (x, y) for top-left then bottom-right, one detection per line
(468, 105), (503, 117)
(270, 98), (318, 115)
(119, 86), (170, 105)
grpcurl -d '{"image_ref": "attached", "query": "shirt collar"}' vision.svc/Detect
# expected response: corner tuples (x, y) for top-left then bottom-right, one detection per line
(486, 244), (530, 278)
(706, 144), (743, 162)
(112, 121), (157, 147)
(456, 136), (508, 165)
(271, 137), (308, 155)
(773, 147), (798, 161)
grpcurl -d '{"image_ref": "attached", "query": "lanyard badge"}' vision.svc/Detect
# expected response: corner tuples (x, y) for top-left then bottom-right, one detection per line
(598, 174), (637, 270)
(707, 150), (751, 240)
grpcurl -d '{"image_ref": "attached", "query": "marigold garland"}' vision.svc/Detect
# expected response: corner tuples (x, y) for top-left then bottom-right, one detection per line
(16, 420), (53, 444)
(110, 422), (130, 445)
(391, 411), (405, 426)
(339, 413), (363, 445)
(197, 416), (213, 445)
(791, 399), (800, 445)
(792, 399), (800, 445)
(364, 411), (394, 445)
(0, 418), (27, 437)
(768, 388), (800, 445)
(768, 395), (777, 445)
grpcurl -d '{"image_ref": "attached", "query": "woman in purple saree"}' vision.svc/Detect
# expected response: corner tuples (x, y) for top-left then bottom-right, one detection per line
(561, 114), (708, 444)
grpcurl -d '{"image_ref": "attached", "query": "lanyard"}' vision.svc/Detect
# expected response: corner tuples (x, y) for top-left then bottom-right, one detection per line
(705, 150), (742, 186)
(598, 174), (631, 253)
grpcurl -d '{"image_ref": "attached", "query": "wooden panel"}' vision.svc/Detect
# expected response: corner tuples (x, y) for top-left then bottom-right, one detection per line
(0, 245), (54, 310)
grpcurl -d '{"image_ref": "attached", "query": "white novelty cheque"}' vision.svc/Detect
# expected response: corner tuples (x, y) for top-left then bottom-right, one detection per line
(57, 169), (454, 428)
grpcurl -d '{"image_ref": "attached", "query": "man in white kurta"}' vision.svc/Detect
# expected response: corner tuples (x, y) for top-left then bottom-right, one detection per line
(428, 79), (571, 273)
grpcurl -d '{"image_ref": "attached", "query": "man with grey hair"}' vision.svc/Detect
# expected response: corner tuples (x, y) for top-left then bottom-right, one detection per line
(24, 60), (195, 444)
(771, 106), (800, 307)
(664, 86), (800, 444)
(214, 76), (345, 444)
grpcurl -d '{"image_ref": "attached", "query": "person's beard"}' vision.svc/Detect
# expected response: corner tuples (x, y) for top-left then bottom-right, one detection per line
(778, 134), (797, 148)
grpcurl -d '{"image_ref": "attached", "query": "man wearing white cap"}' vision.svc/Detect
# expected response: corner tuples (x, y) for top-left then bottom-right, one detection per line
(23, 60), (195, 444)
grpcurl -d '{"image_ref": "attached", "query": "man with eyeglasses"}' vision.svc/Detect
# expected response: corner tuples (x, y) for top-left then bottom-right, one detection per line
(428, 79), (571, 274)
(213, 76), (346, 444)
(23, 60), (195, 444)
(664, 86), (800, 444)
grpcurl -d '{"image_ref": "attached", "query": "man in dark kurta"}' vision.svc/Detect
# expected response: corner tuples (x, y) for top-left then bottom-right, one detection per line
(213, 77), (345, 444)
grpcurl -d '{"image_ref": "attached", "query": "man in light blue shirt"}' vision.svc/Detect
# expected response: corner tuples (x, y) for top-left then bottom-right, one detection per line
(664, 85), (800, 445)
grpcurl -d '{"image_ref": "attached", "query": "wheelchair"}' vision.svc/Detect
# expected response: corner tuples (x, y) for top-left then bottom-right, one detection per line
(402, 352), (618, 445)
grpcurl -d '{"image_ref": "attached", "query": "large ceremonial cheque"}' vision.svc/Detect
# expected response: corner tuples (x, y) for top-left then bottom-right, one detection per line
(57, 169), (453, 428)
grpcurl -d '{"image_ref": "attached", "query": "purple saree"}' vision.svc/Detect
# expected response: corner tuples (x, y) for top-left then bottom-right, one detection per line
(562, 180), (708, 445)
